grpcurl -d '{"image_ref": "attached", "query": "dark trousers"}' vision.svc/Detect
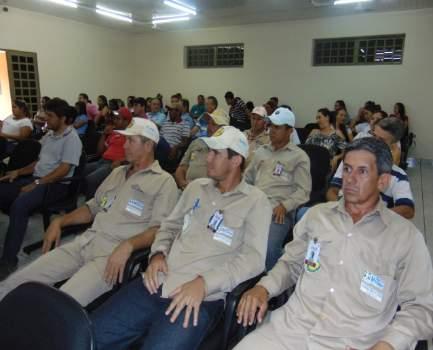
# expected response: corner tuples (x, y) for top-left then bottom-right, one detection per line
(91, 278), (224, 350)
(0, 176), (68, 264)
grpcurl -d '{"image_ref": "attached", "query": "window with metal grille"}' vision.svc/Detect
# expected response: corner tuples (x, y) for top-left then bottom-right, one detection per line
(313, 34), (405, 66)
(7, 50), (41, 116)
(186, 44), (244, 68)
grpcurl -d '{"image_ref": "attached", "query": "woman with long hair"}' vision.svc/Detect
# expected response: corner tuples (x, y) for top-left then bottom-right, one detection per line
(331, 109), (353, 142)
(306, 108), (346, 170)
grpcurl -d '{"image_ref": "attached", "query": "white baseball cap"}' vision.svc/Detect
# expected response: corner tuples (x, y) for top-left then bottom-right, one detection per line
(269, 107), (296, 127)
(203, 109), (229, 126)
(116, 117), (160, 143)
(202, 126), (249, 159)
(251, 106), (267, 118)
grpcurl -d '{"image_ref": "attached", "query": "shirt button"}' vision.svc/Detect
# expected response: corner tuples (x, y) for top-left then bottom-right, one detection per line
(347, 233), (353, 237)
(339, 260), (344, 265)
(329, 288), (335, 293)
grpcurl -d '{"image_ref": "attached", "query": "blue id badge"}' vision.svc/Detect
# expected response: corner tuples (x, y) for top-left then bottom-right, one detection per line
(273, 162), (284, 176)
(208, 210), (224, 232)
(125, 199), (144, 217)
(304, 238), (321, 272)
(360, 271), (384, 302)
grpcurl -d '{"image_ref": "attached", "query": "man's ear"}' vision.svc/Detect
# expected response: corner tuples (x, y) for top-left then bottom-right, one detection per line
(230, 154), (242, 169)
(377, 173), (391, 192)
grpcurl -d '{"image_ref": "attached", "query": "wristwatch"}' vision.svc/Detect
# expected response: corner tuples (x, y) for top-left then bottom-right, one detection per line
(34, 179), (41, 185)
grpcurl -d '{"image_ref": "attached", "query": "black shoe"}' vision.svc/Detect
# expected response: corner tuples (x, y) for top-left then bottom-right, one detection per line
(0, 260), (18, 281)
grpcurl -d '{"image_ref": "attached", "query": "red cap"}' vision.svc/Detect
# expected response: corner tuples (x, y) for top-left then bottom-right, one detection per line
(118, 107), (132, 122)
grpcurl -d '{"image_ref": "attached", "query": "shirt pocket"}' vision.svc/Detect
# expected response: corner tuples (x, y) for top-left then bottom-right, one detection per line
(121, 185), (152, 222)
(211, 213), (245, 250)
(357, 264), (397, 313)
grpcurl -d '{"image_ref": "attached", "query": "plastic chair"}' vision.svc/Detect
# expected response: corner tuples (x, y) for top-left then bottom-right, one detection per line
(0, 281), (95, 350)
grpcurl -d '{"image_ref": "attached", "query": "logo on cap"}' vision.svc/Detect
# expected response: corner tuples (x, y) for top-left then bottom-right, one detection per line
(275, 110), (280, 115)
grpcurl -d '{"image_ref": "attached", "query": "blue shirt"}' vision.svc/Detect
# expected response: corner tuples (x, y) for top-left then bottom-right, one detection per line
(75, 114), (88, 135)
(147, 112), (167, 127)
(181, 113), (195, 129)
(190, 104), (205, 119)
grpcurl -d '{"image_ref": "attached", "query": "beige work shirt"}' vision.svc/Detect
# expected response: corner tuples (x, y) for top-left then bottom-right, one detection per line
(243, 129), (270, 167)
(258, 199), (433, 350)
(244, 143), (311, 211)
(151, 178), (272, 301)
(84, 161), (178, 255)
(179, 138), (209, 181)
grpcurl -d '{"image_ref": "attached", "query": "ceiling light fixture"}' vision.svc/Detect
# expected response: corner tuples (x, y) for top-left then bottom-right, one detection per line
(163, 0), (196, 15)
(152, 13), (191, 20)
(334, 0), (372, 5)
(95, 4), (132, 23)
(48, 0), (78, 8)
(152, 15), (190, 25)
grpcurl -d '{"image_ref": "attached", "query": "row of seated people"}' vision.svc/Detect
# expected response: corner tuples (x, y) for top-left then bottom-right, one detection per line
(0, 96), (415, 275)
(0, 96), (426, 349)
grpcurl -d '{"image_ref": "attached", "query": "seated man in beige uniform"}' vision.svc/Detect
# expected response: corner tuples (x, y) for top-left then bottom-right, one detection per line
(243, 106), (270, 166)
(244, 107), (311, 270)
(91, 126), (272, 350)
(175, 109), (229, 190)
(0, 118), (178, 306)
(235, 137), (433, 350)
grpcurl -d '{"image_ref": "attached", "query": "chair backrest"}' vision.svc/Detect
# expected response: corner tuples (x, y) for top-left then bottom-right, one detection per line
(82, 120), (100, 156)
(68, 151), (87, 196)
(295, 127), (309, 144)
(298, 144), (331, 205)
(7, 139), (42, 171)
(0, 282), (95, 350)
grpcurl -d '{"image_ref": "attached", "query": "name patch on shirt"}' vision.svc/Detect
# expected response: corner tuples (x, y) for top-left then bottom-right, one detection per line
(213, 225), (234, 246)
(125, 199), (144, 217)
(360, 271), (384, 302)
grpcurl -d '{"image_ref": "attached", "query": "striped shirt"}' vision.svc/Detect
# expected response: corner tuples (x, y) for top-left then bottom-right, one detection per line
(330, 162), (414, 208)
(160, 119), (190, 147)
(229, 97), (250, 131)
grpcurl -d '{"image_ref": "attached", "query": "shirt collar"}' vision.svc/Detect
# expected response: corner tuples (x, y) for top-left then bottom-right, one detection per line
(47, 126), (74, 139)
(264, 141), (296, 152)
(200, 178), (251, 196)
(124, 160), (164, 176)
(334, 197), (391, 227)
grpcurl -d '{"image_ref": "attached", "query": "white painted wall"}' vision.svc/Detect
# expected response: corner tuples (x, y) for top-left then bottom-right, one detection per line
(0, 7), (133, 109)
(1, 7), (431, 157)
(132, 9), (433, 159)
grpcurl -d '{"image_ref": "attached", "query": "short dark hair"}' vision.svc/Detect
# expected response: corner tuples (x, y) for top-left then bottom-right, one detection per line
(376, 117), (405, 143)
(343, 137), (393, 175)
(133, 97), (146, 107)
(245, 101), (254, 112)
(207, 96), (218, 108)
(45, 98), (69, 119)
(79, 93), (89, 101)
(335, 100), (346, 110)
(75, 101), (87, 115)
(224, 91), (234, 99)
(395, 102), (406, 117)
(182, 99), (190, 112)
(198, 94), (205, 99)
(109, 99), (120, 111)
(227, 148), (246, 171)
(318, 108), (331, 119)
(65, 105), (77, 125)
(270, 96), (279, 105)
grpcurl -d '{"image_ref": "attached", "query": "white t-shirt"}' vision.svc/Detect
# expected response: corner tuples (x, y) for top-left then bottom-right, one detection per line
(1, 115), (33, 140)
